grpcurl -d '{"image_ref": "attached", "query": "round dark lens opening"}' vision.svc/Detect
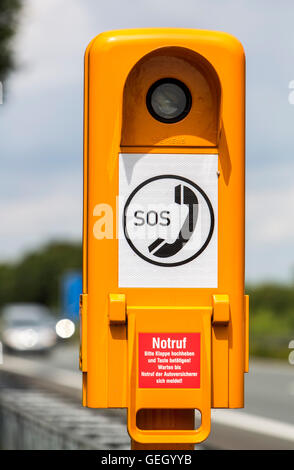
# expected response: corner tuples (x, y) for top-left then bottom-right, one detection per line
(146, 78), (192, 123)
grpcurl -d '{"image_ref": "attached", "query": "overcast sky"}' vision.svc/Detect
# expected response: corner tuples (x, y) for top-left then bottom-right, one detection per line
(1, 0), (294, 282)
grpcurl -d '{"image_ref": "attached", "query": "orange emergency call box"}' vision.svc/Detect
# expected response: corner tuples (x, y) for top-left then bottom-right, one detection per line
(80, 28), (249, 445)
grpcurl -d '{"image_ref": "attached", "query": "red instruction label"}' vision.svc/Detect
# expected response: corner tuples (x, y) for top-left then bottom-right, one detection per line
(139, 333), (200, 388)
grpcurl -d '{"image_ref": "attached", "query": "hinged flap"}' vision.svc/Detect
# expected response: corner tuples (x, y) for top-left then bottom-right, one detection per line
(127, 306), (212, 444)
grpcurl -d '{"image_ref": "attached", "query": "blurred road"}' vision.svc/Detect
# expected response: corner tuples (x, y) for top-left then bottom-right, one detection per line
(2, 343), (294, 449)
(34, 343), (294, 425)
(243, 359), (294, 425)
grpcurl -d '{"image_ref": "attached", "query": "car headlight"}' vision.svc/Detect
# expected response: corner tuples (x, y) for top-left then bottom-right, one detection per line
(55, 319), (75, 339)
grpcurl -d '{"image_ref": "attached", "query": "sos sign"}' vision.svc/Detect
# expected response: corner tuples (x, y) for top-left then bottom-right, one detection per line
(119, 153), (218, 287)
(124, 174), (214, 267)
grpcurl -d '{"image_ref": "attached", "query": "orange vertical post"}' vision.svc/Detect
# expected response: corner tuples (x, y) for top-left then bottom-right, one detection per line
(81, 29), (247, 449)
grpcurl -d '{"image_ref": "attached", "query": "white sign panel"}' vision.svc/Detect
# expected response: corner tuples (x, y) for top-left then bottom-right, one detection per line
(118, 154), (218, 288)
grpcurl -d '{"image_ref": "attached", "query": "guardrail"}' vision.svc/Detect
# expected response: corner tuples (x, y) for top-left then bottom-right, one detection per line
(0, 387), (130, 450)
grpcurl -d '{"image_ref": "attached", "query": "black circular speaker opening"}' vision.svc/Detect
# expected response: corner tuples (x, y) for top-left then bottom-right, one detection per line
(146, 78), (192, 124)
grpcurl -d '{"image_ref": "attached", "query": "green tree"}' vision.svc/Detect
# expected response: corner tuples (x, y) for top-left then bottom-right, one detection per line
(0, 263), (15, 305)
(0, 0), (22, 82)
(13, 242), (82, 309)
(247, 282), (294, 358)
(0, 241), (82, 312)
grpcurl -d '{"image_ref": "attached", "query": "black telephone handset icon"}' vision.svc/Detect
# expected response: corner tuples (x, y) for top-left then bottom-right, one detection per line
(148, 184), (198, 258)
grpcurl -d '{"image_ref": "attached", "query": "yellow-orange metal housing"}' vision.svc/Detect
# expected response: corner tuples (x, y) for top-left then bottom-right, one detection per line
(81, 28), (247, 443)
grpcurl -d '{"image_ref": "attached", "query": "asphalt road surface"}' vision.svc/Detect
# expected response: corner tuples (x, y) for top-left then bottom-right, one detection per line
(39, 342), (294, 425)
(243, 359), (294, 425)
(3, 342), (294, 449)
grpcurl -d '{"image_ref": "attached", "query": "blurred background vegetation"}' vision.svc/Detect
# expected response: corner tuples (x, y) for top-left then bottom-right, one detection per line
(0, 242), (82, 312)
(247, 283), (294, 359)
(0, 241), (293, 360)
(0, 0), (22, 82)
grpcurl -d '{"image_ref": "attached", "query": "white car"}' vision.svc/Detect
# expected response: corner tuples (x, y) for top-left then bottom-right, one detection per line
(1, 303), (57, 353)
